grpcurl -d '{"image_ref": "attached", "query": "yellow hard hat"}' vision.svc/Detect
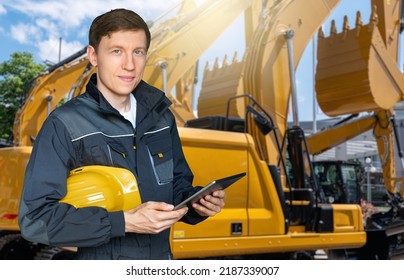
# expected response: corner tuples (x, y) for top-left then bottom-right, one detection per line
(60, 165), (141, 211)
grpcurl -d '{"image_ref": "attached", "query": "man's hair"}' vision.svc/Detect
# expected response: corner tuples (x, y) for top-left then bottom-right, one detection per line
(89, 8), (151, 52)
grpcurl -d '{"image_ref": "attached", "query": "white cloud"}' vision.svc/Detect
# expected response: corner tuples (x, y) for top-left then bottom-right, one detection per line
(10, 22), (42, 44)
(2, 0), (181, 60)
(37, 37), (84, 64)
(3, 0), (180, 29)
(0, 4), (6, 14)
(35, 18), (59, 38)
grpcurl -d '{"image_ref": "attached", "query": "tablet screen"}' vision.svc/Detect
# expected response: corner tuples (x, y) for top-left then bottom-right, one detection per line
(174, 172), (246, 210)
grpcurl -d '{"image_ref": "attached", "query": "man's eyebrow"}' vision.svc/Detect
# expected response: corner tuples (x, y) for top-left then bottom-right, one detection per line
(108, 45), (147, 50)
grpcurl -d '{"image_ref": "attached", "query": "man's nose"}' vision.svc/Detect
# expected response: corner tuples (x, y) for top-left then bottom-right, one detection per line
(123, 54), (135, 70)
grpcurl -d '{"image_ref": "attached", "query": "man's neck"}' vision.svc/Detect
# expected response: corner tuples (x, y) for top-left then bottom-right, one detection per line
(104, 94), (131, 113)
(96, 83), (132, 112)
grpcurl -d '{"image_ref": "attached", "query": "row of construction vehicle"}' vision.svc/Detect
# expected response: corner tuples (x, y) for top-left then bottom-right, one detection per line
(0, 0), (403, 259)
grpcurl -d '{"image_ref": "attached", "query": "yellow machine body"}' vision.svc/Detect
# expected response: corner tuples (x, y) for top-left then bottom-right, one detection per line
(171, 128), (365, 259)
(0, 147), (32, 231)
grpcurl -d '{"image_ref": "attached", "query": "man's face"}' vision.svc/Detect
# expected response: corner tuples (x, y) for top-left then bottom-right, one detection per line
(87, 30), (147, 99)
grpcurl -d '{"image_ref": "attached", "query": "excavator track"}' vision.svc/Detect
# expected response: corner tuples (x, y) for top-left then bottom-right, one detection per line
(0, 233), (75, 260)
(0, 233), (40, 259)
(34, 246), (76, 260)
(356, 228), (404, 259)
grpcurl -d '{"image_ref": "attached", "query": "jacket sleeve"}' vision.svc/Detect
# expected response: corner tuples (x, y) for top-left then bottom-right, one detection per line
(168, 114), (208, 225)
(18, 115), (125, 247)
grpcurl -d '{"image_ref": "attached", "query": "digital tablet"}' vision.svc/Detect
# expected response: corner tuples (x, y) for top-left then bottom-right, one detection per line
(174, 172), (246, 210)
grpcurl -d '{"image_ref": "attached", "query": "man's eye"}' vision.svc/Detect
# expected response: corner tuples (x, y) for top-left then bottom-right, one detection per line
(134, 50), (144, 56)
(112, 49), (121, 54)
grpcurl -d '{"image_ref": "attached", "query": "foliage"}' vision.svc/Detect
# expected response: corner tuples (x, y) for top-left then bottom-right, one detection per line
(0, 52), (46, 140)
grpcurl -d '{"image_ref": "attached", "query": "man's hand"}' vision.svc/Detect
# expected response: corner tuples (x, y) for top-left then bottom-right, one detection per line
(124, 201), (188, 234)
(192, 190), (226, 217)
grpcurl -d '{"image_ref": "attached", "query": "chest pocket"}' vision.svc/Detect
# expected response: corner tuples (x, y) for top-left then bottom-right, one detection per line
(74, 134), (132, 169)
(146, 138), (173, 185)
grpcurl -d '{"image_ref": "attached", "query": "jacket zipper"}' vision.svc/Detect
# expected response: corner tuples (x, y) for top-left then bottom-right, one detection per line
(107, 145), (114, 165)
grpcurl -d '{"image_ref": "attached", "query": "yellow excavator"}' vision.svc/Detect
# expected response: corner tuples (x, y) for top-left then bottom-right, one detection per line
(0, 0), (401, 259)
(307, 0), (404, 259)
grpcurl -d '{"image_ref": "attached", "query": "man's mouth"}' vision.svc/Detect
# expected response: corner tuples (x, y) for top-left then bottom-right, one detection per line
(119, 76), (135, 83)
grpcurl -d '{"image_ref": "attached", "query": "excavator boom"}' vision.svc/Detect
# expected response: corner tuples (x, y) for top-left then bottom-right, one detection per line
(14, 49), (90, 146)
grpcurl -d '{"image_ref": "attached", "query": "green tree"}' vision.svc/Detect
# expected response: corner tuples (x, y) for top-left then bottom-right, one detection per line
(0, 52), (45, 140)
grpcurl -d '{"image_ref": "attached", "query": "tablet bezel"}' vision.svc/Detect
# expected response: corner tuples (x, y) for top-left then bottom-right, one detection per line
(173, 172), (246, 210)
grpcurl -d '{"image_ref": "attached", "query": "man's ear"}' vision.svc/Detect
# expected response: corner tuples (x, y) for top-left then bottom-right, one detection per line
(87, 45), (98, 66)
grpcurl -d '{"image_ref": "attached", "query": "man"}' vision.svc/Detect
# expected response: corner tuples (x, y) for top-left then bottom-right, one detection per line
(18, 8), (225, 260)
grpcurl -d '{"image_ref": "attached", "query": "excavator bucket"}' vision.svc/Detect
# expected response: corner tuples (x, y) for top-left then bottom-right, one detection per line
(315, 10), (404, 117)
(197, 53), (244, 118)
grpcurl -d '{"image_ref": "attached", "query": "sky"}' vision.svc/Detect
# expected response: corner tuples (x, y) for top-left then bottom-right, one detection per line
(0, 0), (378, 121)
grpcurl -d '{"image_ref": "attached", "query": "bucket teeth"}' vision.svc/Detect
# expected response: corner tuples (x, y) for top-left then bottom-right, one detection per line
(370, 5), (378, 23)
(330, 19), (337, 38)
(232, 51), (238, 64)
(355, 11), (363, 36)
(342, 16), (350, 40)
(222, 54), (228, 67)
(355, 11), (363, 27)
(369, 5), (378, 32)
(213, 57), (219, 69)
(318, 27), (325, 39)
(204, 60), (209, 74)
(321, 8), (378, 41)
(343, 15), (350, 31)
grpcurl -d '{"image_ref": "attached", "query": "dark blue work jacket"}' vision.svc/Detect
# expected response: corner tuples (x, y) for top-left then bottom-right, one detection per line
(19, 74), (206, 259)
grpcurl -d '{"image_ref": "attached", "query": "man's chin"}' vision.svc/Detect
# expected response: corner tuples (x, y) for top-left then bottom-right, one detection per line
(117, 84), (137, 94)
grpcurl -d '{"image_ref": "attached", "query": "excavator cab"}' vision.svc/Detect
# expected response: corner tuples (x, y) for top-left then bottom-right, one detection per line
(313, 161), (362, 205)
(283, 126), (319, 230)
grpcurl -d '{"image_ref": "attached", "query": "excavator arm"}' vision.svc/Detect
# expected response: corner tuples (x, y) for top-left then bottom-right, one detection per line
(143, 0), (256, 125)
(13, 49), (90, 146)
(307, 115), (376, 156)
(198, 0), (341, 165)
(306, 110), (404, 196)
(308, 0), (404, 259)
(312, 0), (404, 196)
